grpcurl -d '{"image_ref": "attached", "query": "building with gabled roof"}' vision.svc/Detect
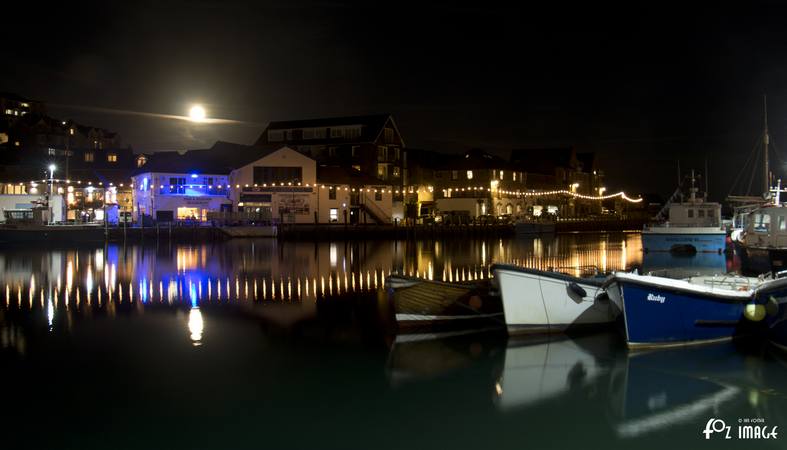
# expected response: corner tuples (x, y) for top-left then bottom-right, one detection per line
(254, 114), (404, 192)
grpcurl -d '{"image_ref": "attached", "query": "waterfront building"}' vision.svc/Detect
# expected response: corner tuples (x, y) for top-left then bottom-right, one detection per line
(253, 114), (405, 196)
(131, 142), (244, 222)
(229, 146), (393, 224)
(402, 148), (529, 222)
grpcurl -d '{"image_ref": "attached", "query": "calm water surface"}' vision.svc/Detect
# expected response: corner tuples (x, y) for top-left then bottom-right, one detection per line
(1, 233), (785, 449)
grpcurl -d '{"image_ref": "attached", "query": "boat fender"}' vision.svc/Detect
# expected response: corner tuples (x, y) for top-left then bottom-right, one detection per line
(744, 303), (766, 322)
(568, 282), (587, 299)
(594, 292), (610, 303)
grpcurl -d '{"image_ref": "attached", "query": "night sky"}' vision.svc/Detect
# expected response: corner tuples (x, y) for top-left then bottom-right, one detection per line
(4, 1), (787, 198)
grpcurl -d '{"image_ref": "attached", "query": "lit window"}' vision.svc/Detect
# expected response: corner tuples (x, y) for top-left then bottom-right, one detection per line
(69, 128), (74, 136)
(780, 216), (787, 231)
(107, 153), (117, 162)
(499, 170), (504, 180)
(352, 165), (361, 171)
(329, 208), (339, 223)
(48, 148), (56, 156)
(467, 170), (473, 180)
(4, 109), (12, 115)
(392, 166), (401, 177)
(84, 152), (94, 162)
(513, 172), (517, 181)
(377, 164), (387, 179)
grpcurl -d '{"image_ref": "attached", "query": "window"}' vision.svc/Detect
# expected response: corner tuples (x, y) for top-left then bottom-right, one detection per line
(392, 166), (401, 177)
(314, 128), (326, 139)
(84, 152), (94, 162)
(329, 186), (337, 200)
(687, 209), (694, 218)
(328, 147), (336, 157)
(48, 148), (56, 156)
(331, 128), (343, 138)
(107, 153), (117, 162)
(329, 208), (339, 223)
(303, 128), (315, 139)
(492, 170), (497, 179)
(352, 165), (361, 172)
(452, 170), (458, 180)
(384, 127), (394, 143)
(753, 214), (770, 232)
(268, 130), (284, 141)
(345, 127), (361, 139)
(698, 209), (705, 218)
(136, 155), (147, 167)
(395, 147), (400, 160)
(253, 166), (302, 185)
(780, 216), (787, 231)
(513, 172), (517, 181)
(467, 170), (473, 180)
(375, 190), (382, 201)
(377, 146), (387, 160)
(351, 146), (359, 157)
(377, 164), (387, 179)
(499, 170), (504, 180)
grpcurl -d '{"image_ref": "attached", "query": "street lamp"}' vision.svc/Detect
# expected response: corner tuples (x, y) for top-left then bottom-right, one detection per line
(598, 187), (607, 196)
(48, 164), (56, 224)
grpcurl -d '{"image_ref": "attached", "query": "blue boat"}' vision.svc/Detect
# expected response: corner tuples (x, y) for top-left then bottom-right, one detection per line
(604, 273), (759, 348)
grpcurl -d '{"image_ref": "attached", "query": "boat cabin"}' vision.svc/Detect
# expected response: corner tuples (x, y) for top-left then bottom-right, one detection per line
(666, 201), (721, 227)
(744, 206), (787, 246)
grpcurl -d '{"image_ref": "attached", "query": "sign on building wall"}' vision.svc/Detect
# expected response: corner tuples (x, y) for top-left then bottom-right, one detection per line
(277, 194), (311, 215)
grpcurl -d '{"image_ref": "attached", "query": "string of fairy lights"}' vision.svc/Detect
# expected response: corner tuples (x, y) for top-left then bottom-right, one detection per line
(5, 178), (643, 202)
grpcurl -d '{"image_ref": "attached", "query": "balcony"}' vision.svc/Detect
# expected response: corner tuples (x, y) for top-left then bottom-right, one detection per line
(159, 185), (228, 196)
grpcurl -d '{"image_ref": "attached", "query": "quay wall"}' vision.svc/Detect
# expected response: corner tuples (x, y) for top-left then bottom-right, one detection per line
(103, 218), (648, 243)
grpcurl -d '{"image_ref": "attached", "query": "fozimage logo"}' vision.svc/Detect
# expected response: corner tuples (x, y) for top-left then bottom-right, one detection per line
(702, 418), (779, 440)
(646, 293), (666, 304)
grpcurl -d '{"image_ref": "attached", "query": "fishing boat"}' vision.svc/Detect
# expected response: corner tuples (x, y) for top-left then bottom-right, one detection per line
(603, 272), (761, 349)
(642, 170), (726, 254)
(732, 180), (787, 275)
(492, 264), (620, 334)
(386, 275), (503, 329)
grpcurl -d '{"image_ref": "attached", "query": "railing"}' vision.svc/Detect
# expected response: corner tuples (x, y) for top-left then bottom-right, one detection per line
(159, 186), (228, 196)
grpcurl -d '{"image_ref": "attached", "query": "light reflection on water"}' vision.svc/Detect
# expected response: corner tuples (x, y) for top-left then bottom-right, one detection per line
(2, 233), (784, 450)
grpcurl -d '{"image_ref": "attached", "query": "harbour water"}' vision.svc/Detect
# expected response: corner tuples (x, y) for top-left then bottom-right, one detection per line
(1, 233), (785, 449)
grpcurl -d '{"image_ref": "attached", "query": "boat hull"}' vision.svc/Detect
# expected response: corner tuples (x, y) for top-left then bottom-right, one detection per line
(751, 278), (787, 350)
(387, 277), (503, 329)
(606, 275), (752, 348)
(641, 228), (726, 253)
(493, 265), (620, 334)
(734, 241), (787, 276)
(515, 222), (556, 235)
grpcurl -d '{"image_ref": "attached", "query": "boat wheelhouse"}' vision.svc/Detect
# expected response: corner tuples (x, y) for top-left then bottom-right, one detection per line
(642, 170), (726, 254)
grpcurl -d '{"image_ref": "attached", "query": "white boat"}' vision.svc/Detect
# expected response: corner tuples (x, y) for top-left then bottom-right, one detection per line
(642, 170), (726, 254)
(492, 264), (621, 334)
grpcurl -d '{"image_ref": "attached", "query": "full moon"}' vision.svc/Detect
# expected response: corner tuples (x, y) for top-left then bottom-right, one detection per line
(189, 105), (206, 122)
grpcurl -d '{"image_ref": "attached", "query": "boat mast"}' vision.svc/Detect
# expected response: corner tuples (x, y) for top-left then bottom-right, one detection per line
(764, 94), (770, 194)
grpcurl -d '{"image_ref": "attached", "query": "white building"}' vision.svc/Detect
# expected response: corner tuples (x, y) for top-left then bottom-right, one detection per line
(229, 146), (394, 224)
